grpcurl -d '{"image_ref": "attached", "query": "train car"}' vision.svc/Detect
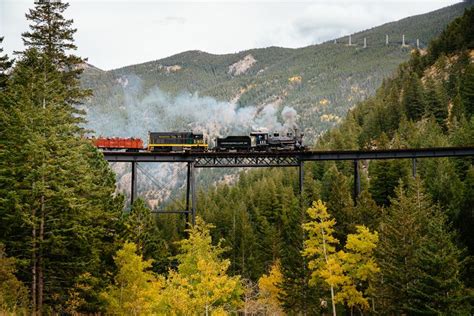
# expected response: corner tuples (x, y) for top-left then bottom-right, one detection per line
(148, 132), (208, 152)
(92, 137), (144, 152)
(215, 136), (251, 151)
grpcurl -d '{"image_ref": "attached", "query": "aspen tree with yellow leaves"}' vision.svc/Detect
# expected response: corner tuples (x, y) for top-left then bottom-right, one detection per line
(160, 217), (243, 315)
(258, 259), (285, 315)
(101, 242), (164, 315)
(302, 200), (379, 315)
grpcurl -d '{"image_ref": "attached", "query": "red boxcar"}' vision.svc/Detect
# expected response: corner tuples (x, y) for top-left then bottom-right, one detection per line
(92, 137), (144, 151)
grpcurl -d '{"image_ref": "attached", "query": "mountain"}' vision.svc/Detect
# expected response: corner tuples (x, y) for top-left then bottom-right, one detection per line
(81, 2), (472, 142)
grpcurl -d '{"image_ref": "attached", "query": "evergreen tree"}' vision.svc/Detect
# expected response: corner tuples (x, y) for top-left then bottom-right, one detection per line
(321, 164), (354, 240)
(425, 78), (448, 128)
(0, 49), (122, 313)
(279, 186), (321, 314)
(369, 158), (410, 207)
(458, 166), (474, 287)
(122, 198), (169, 271)
(0, 37), (13, 88)
(402, 72), (426, 121)
(0, 244), (28, 313)
(21, 0), (89, 102)
(460, 63), (474, 117)
(353, 189), (381, 230)
(376, 178), (468, 314)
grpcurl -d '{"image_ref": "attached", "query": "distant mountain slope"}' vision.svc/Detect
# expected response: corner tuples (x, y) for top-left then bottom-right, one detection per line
(81, 1), (472, 142)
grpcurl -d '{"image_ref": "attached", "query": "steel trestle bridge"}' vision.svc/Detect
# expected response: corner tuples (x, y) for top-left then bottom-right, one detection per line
(103, 147), (474, 224)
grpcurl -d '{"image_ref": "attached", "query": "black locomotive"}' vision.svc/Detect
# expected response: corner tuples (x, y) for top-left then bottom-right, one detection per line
(215, 130), (304, 151)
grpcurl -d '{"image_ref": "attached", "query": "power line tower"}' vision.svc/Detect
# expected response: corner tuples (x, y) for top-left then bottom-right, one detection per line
(34, 0), (61, 3)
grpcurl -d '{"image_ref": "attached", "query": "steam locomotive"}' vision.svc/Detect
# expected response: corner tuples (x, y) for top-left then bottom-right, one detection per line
(92, 130), (304, 152)
(215, 131), (304, 151)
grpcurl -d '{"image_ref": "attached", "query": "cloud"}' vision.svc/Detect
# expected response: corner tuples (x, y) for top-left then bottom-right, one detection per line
(154, 16), (187, 25)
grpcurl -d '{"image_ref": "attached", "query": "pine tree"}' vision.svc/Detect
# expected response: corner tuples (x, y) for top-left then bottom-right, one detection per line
(376, 178), (468, 314)
(21, 0), (89, 102)
(460, 63), (474, 118)
(369, 158), (410, 207)
(0, 49), (122, 313)
(458, 166), (474, 287)
(122, 198), (169, 270)
(0, 37), (13, 88)
(321, 164), (354, 241)
(279, 186), (321, 314)
(402, 73), (426, 121)
(0, 244), (28, 313)
(425, 78), (448, 128)
(353, 189), (381, 230)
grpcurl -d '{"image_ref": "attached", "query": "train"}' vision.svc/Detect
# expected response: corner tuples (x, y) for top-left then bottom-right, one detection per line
(92, 130), (304, 152)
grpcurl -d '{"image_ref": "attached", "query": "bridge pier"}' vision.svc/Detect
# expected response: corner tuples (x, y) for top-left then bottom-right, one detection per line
(186, 162), (191, 225)
(190, 161), (196, 226)
(412, 158), (417, 178)
(354, 160), (360, 205)
(299, 161), (304, 197)
(131, 161), (137, 205)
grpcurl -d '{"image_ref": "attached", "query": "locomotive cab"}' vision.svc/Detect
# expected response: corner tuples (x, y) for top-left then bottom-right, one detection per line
(250, 132), (269, 150)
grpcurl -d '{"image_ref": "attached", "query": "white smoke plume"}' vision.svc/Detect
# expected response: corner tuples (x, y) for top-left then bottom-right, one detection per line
(85, 74), (298, 144)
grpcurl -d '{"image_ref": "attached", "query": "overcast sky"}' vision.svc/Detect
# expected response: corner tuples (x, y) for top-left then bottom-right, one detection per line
(0, 0), (461, 70)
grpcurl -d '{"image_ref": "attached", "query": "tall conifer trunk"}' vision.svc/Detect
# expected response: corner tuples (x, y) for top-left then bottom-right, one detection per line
(38, 193), (45, 315)
(31, 208), (37, 314)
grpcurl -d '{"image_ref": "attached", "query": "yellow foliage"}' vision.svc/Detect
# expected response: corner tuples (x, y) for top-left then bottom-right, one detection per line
(258, 260), (284, 314)
(320, 114), (341, 122)
(100, 242), (165, 315)
(103, 219), (244, 315)
(319, 98), (330, 106)
(288, 75), (302, 83)
(159, 217), (243, 314)
(302, 200), (380, 312)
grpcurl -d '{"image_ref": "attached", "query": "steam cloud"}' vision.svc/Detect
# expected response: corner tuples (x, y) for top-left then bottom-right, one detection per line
(85, 74), (299, 145)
